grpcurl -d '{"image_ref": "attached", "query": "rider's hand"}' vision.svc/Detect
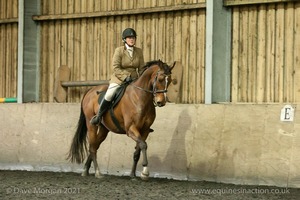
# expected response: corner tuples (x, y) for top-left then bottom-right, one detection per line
(125, 76), (132, 82)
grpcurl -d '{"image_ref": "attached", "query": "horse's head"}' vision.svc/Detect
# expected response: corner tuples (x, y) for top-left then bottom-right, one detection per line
(149, 60), (175, 107)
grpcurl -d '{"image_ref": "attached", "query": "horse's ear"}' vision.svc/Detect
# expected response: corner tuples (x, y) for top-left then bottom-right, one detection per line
(170, 61), (176, 71)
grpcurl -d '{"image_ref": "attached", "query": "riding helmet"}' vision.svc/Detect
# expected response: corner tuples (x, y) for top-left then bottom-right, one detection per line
(122, 28), (137, 40)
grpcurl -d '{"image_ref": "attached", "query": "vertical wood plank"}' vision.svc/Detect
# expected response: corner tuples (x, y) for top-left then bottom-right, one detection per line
(173, 11), (183, 102)
(93, 1), (101, 80)
(11, 27), (18, 96)
(143, 14), (151, 62)
(165, 12), (174, 64)
(79, 0), (87, 102)
(256, 5), (266, 103)
(284, 3), (295, 102)
(294, 3), (300, 102)
(1, 0), (7, 18)
(48, 1), (56, 102)
(239, 6), (249, 102)
(61, 0), (68, 66)
(72, 0), (81, 102)
(231, 7), (240, 103)
(6, 22), (12, 97)
(86, 0), (94, 80)
(80, 0), (87, 81)
(189, 10), (197, 103)
(157, 12), (166, 60)
(54, 0), (62, 100)
(151, 13), (158, 60)
(198, 9), (206, 103)
(0, 25), (5, 97)
(66, 0), (74, 102)
(265, 4), (276, 102)
(247, 6), (257, 102)
(181, 11), (189, 103)
(40, 1), (49, 101)
(256, 5), (266, 102)
(0, 0), (6, 97)
(107, 16), (115, 77)
(275, 3), (285, 102)
(99, 17), (108, 80)
(136, 15), (144, 51)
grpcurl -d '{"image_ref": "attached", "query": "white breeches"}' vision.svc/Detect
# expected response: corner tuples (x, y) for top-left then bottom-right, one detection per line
(104, 83), (121, 101)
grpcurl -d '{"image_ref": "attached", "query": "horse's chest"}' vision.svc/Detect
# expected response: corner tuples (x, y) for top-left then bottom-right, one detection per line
(133, 106), (155, 121)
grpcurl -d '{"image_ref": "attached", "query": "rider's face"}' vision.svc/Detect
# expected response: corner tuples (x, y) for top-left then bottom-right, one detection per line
(125, 37), (136, 46)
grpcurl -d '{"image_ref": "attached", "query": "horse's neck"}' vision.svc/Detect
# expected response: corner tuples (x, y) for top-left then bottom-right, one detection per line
(132, 67), (156, 102)
(135, 77), (151, 90)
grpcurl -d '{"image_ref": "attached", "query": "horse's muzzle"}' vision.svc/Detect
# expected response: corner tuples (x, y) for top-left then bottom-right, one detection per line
(155, 101), (166, 107)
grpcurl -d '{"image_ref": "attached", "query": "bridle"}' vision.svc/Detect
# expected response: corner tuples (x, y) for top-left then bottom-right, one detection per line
(130, 69), (170, 97)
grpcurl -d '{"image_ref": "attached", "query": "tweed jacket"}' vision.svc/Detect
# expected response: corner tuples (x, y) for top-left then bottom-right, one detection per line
(110, 46), (145, 84)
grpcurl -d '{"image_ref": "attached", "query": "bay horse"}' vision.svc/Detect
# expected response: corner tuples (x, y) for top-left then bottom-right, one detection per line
(67, 60), (175, 180)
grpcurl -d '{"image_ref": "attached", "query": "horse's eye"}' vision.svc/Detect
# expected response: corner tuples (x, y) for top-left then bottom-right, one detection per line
(158, 76), (165, 82)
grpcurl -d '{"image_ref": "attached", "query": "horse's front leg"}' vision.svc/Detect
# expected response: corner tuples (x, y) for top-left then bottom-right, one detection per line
(128, 126), (150, 180)
(139, 140), (150, 180)
(130, 143), (141, 178)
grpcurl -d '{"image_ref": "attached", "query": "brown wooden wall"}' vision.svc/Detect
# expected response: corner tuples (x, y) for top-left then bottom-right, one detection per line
(0, 0), (18, 99)
(38, 0), (206, 103)
(2, 0), (299, 104)
(229, 1), (300, 103)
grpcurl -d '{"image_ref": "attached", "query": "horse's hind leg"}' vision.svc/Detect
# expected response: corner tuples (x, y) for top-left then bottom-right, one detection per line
(85, 124), (108, 178)
(82, 154), (93, 176)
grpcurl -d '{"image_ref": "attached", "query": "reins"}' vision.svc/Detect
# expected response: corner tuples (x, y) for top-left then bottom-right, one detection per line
(129, 69), (170, 95)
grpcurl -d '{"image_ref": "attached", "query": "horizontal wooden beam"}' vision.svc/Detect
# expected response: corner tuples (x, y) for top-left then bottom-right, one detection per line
(61, 80), (109, 87)
(0, 18), (18, 24)
(32, 3), (206, 21)
(224, 0), (297, 6)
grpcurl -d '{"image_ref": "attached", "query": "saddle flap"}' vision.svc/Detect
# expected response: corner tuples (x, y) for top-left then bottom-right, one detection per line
(97, 84), (127, 108)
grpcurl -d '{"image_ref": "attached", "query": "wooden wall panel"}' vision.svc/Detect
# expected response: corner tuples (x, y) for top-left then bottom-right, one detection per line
(0, 0), (18, 99)
(231, 2), (300, 103)
(224, 0), (297, 6)
(39, 0), (206, 103)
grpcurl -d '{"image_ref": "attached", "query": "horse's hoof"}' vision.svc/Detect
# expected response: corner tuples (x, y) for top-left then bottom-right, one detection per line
(95, 172), (104, 179)
(140, 166), (149, 181)
(81, 171), (88, 177)
(130, 176), (138, 181)
(140, 173), (149, 181)
(95, 175), (103, 179)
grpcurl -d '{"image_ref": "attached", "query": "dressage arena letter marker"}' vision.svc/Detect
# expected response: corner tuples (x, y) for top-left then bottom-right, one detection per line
(280, 105), (294, 122)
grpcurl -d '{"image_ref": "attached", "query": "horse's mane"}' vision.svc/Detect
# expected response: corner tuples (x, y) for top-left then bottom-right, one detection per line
(140, 60), (172, 75)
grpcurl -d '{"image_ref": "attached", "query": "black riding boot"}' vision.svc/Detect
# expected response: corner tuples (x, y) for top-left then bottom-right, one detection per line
(90, 99), (110, 125)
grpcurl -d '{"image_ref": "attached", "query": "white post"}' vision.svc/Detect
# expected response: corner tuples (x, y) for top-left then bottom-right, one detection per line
(205, 0), (213, 104)
(17, 0), (24, 103)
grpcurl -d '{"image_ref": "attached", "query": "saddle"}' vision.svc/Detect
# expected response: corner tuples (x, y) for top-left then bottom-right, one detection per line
(97, 85), (126, 107)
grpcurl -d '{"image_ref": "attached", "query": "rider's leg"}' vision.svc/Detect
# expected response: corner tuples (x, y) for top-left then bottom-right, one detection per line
(90, 83), (120, 125)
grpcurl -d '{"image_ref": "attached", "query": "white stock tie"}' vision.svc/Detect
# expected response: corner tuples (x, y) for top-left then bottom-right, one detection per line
(127, 48), (133, 57)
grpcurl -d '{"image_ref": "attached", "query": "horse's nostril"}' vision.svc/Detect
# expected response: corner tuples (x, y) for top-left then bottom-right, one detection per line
(156, 102), (165, 107)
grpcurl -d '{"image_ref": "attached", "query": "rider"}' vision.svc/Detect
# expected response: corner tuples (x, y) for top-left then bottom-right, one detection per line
(90, 28), (145, 125)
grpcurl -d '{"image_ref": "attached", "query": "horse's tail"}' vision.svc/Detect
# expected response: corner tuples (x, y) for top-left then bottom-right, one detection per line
(67, 94), (88, 164)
